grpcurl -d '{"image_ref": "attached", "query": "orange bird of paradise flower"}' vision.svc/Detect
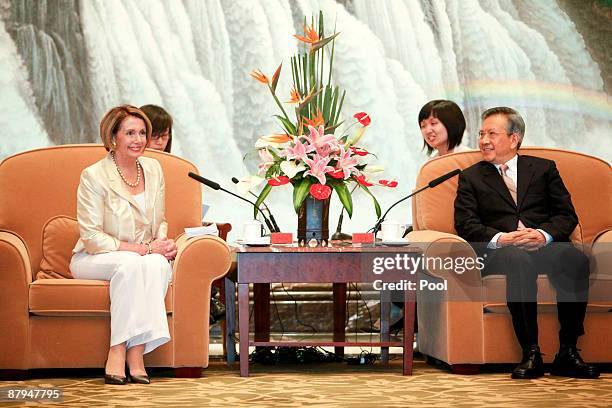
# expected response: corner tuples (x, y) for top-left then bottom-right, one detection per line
(262, 133), (292, 144)
(250, 69), (269, 84)
(303, 109), (325, 128)
(287, 87), (301, 104)
(294, 24), (319, 44)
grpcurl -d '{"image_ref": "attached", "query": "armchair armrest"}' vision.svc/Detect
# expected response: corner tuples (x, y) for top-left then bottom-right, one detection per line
(201, 222), (233, 241)
(170, 234), (232, 367)
(589, 229), (612, 305)
(406, 229), (485, 363)
(406, 230), (482, 293)
(0, 230), (32, 369)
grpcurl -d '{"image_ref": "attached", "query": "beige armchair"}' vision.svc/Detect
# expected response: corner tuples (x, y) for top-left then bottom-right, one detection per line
(0, 144), (231, 378)
(407, 148), (612, 373)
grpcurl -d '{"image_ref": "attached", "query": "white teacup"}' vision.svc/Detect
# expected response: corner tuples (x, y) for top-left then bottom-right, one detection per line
(381, 220), (407, 241)
(243, 220), (263, 242)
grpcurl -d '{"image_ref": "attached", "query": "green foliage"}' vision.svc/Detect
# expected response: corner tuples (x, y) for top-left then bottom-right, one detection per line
(292, 178), (313, 213)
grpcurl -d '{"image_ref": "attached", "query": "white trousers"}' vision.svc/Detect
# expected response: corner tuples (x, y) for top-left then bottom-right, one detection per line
(70, 251), (172, 354)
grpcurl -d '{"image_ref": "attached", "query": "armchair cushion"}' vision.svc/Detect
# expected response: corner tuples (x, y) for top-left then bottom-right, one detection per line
(38, 215), (79, 280)
(29, 279), (173, 316)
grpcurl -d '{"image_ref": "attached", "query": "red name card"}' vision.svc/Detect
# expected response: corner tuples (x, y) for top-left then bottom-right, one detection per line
(352, 232), (375, 244)
(271, 232), (293, 244)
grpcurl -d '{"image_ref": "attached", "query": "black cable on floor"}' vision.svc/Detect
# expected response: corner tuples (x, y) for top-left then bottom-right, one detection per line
(270, 286), (285, 341)
(351, 283), (374, 355)
(280, 283), (317, 333)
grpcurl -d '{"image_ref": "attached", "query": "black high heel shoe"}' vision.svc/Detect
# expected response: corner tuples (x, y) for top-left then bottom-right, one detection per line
(104, 360), (128, 385)
(127, 364), (151, 384)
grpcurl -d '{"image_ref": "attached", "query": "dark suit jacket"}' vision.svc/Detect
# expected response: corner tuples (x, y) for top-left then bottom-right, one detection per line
(454, 155), (578, 243)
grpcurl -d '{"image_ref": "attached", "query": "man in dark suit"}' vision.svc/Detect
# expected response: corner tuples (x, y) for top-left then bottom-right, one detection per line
(454, 106), (599, 379)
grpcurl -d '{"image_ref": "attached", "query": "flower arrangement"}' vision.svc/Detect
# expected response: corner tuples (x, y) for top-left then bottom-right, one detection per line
(247, 13), (396, 219)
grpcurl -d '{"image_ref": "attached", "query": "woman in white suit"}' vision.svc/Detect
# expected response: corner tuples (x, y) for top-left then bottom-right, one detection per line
(70, 105), (178, 385)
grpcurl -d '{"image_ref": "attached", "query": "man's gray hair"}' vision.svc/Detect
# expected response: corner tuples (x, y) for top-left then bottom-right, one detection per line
(481, 106), (525, 148)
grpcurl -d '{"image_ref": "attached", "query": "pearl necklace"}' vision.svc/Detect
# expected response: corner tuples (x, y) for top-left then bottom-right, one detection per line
(111, 152), (142, 187)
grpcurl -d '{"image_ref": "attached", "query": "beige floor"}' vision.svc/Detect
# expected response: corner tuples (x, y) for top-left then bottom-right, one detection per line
(2, 356), (610, 407)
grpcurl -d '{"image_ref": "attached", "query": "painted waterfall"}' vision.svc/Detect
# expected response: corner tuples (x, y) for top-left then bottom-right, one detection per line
(1, 0), (610, 237)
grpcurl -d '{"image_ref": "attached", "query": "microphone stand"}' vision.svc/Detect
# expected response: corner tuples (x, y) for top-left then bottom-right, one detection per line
(231, 177), (280, 232)
(370, 168), (462, 239)
(188, 172), (276, 234)
(370, 184), (430, 238)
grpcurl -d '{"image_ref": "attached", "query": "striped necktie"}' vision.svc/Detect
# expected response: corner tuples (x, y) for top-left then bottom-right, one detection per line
(500, 164), (525, 229)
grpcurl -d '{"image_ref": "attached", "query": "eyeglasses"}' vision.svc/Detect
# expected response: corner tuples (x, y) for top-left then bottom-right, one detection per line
(478, 130), (508, 139)
(151, 132), (170, 141)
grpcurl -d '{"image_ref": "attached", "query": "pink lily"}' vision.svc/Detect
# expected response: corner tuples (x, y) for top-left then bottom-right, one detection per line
(303, 125), (339, 157)
(257, 149), (274, 174)
(303, 154), (334, 185)
(281, 139), (315, 161)
(334, 145), (358, 179)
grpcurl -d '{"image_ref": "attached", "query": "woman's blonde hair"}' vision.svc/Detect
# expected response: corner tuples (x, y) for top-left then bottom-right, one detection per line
(100, 105), (152, 152)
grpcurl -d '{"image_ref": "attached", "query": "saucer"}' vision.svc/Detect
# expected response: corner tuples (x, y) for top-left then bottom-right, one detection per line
(243, 237), (271, 246)
(380, 238), (410, 247)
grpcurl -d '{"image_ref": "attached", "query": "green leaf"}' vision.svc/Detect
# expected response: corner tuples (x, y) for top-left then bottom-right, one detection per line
(333, 183), (353, 218)
(359, 184), (382, 218)
(254, 184), (272, 218)
(329, 86), (339, 126)
(311, 32), (340, 54)
(327, 21), (338, 85)
(324, 120), (344, 134)
(270, 63), (282, 93)
(265, 164), (278, 179)
(334, 90), (346, 124)
(322, 85), (332, 124)
(274, 115), (296, 135)
(293, 178), (312, 214)
(298, 87), (321, 112)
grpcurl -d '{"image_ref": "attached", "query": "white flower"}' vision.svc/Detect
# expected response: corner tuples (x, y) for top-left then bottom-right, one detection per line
(236, 175), (265, 196)
(280, 160), (306, 179)
(363, 165), (385, 173)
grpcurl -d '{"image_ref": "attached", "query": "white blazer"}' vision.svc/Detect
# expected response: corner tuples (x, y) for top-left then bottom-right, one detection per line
(73, 153), (168, 254)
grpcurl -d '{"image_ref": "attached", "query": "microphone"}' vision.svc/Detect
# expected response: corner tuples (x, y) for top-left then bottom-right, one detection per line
(188, 172), (276, 233)
(371, 169), (462, 235)
(189, 173), (221, 190)
(428, 168), (461, 188)
(231, 177), (280, 232)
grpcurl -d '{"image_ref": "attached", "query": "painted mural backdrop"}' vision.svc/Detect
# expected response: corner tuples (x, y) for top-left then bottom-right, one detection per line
(1, 0), (610, 236)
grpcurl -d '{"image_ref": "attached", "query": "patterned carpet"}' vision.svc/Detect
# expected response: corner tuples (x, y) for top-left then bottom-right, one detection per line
(2, 358), (611, 407)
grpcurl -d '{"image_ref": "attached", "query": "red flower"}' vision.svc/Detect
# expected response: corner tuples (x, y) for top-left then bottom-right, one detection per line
(268, 175), (290, 186)
(309, 183), (332, 200)
(354, 175), (374, 187)
(349, 146), (368, 156)
(353, 112), (371, 127)
(379, 179), (398, 188)
(327, 168), (344, 179)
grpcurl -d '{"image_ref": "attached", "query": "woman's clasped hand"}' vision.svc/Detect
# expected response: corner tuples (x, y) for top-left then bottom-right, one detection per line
(149, 238), (177, 259)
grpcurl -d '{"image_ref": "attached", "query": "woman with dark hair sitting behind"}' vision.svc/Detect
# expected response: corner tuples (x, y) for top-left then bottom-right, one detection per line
(140, 104), (173, 153)
(70, 105), (178, 385)
(418, 99), (470, 158)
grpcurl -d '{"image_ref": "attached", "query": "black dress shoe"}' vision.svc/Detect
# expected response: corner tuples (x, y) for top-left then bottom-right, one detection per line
(128, 373), (151, 384)
(551, 345), (600, 379)
(511, 345), (544, 379)
(104, 373), (128, 385)
(126, 363), (151, 384)
(104, 359), (128, 385)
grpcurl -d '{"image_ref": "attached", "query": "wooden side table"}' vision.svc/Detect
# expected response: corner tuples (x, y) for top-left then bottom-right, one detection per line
(228, 244), (420, 376)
